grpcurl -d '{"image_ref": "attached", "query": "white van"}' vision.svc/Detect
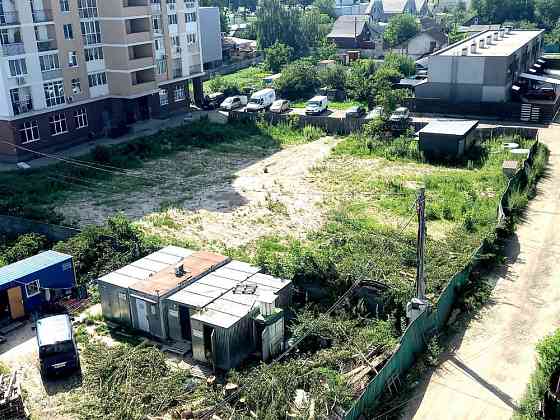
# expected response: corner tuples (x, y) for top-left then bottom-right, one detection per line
(305, 96), (329, 115)
(220, 95), (248, 111)
(245, 88), (276, 112)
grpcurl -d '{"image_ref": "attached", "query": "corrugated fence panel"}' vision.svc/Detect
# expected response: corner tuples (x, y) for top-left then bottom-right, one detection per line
(345, 141), (541, 419)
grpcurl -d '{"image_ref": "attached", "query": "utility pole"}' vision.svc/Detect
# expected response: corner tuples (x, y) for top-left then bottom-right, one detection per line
(407, 187), (429, 324)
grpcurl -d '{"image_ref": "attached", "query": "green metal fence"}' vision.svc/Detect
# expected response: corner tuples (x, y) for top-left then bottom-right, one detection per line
(345, 141), (540, 420)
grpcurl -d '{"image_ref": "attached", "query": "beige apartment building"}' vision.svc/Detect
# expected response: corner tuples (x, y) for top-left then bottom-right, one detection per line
(0, 0), (205, 163)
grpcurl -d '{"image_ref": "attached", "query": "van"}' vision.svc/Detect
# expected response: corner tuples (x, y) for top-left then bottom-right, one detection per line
(305, 96), (329, 115)
(245, 88), (276, 112)
(36, 314), (80, 378)
(220, 95), (248, 111)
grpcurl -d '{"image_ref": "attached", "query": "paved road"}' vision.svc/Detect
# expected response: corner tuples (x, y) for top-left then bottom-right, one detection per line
(401, 125), (560, 420)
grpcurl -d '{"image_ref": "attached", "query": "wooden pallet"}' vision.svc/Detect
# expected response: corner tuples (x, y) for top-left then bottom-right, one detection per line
(0, 371), (28, 419)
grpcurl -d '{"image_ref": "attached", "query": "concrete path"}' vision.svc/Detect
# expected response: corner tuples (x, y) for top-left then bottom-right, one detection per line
(400, 125), (560, 420)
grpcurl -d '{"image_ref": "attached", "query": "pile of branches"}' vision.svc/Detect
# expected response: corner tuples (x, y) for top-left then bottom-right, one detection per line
(72, 341), (196, 420)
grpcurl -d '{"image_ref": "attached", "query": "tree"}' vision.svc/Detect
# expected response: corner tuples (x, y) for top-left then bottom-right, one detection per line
(383, 53), (416, 77)
(319, 65), (347, 90)
(264, 42), (294, 72)
(312, 39), (338, 61)
(0, 234), (48, 266)
(219, 7), (230, 33)
(535, 0), (560, 29)
(346, 59), (379, 105)
(275, 60), (321, 100)
(313, 0), (336, 19)
(383, 14), (419, 47)
(471, 0), (535, 24)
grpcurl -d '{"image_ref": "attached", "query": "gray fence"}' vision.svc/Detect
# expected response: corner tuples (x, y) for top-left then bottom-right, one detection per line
(0, 215), (80, 241)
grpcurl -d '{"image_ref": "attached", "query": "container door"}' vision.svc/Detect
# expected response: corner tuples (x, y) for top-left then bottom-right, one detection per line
(135, 299), (150, 332)
(261, 327), (270, 361)
(7, 287), (25, 319)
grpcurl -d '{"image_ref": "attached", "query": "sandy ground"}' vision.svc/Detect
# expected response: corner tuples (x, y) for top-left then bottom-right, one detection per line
(400, 125), (560, 420)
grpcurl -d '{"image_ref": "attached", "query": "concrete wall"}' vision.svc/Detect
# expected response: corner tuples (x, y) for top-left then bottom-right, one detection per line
(0, 215), (80, 241)
(199, 7), (222, 66)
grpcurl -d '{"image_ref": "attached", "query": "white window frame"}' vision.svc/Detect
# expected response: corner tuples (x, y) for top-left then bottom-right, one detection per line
(168, 13), (178, 25)
(78, 0), (98, 18)
(159, 89), (168, 106)
(8, 58), (27, 77)
(68, 51), (78, 67)
(71, 78), (81, 94)
(39, 53), (60, 72)
(85, 46), (103, 62)
(73, 107), (88, 129)
(186, 33), (196, 44)
(156, 58), (167, 75)
(174, 85), (185, 102)
(88, 71), (107, 88)
(49, 112), (68, 136)
(185, 12), (196, 23)
(19, 120), (40, 143)
(25, 279), (41, 298)
(81, 20), (101, 45)
(60, 0), (70, 12)
(63, 23), (73, 40)
(44, 80), (65, 107)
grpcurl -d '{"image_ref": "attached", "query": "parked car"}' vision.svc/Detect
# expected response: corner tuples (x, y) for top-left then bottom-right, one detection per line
(245, 88), (276, 112)
(345, 106), (366, 118)
(270, 99), (291, 113)
(366, 106), (385, 120)
(220, 95), (248, 111)
(525, 87), (556, 101)
(305, 96), (329, 115)
(202, 92), (226, 110)
(37, 314), (81, 378)
(389, 107), (410, 123)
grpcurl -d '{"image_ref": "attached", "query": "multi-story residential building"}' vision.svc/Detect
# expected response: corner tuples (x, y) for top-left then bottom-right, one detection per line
(0, 0), (205, 163)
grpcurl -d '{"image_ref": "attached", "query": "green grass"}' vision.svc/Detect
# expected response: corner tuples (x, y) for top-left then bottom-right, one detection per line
(291, 99), (366, 110)
(205, 65), (271, 94)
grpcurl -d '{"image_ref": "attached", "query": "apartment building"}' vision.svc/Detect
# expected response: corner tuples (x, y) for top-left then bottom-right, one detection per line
(0, 0), (204, 163)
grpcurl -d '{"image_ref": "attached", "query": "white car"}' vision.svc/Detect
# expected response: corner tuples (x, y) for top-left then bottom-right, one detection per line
(269, 99), (290, 114)
(220, 95), (247, 111)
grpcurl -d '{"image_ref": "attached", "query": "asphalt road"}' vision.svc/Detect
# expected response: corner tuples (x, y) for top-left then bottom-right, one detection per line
(400, 125), (560, 420)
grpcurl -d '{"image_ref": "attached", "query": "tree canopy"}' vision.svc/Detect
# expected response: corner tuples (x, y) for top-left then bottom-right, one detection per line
(383, 14), (419, 47)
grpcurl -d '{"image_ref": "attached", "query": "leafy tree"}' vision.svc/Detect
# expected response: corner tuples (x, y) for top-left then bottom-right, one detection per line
(346, 59), (378, 105)
(471, 0), (535, 24)
(319, 64), (347, 90)
(264, 42), (294, 72)
(313, 0), (336, 19)
(312, 39), (338, 61)
(384, 53), (416, 77)
(219, 7), (230, 33)
(383, 14), (419, 47)
(275, 60), (321, 100)
(535, 0), (560, 28)
(545, 21), (560, 44)
(0, 234), (48, 266)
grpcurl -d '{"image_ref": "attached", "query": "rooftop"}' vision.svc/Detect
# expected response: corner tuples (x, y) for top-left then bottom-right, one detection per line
(0, 250), (72, 288)
(37, 315), (72, 347)
(419, 120), (479, 136)
(438, 29), (544, 58)
(327, 15), (369, 39)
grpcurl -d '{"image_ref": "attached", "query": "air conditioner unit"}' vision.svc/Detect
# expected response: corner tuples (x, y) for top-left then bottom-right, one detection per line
(15, 76), (26, 85)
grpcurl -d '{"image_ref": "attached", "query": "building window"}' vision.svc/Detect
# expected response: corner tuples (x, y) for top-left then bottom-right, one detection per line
(63, 24), (74, 40)
(85, 46), (104, 61)
(185, 12), (196, 23)
(185, 1), (196, 8)
(186, 33), (196, 44)
(39, 53), (60, 71)
(19, 120), (40, 143)
(44, 81), (65, 107)
(73, 107), (88, 128)
(49, 113), (68, 135)
(81, 20), (101, 45)
(71, 78), (81, 94)
(25, 280), (41, 298)
(159, 89), (168, 106)
(152, 16), (162, 33)
(78, 0), (98, 18)
(60, 0), (70, 12)
(168, 13), (178, 25)
(156, 58), (167, 75)
(9, 58), (27, 77)
(88, 71), (107, 87)
(174, 85), (185, 102)
(68, 51), (78, 67)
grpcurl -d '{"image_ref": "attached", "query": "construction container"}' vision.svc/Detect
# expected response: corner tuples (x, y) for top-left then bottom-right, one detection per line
(418, 120), (479, 158)
(0, 251), (76, 320)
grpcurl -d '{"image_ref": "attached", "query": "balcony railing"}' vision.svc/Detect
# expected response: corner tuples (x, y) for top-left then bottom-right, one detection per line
(12, 98), (33, 115)
(37, 39), (57, 52)
(2, 43), (25, 56)
(82, 33), (101, 45)
(42, 69), (63, 81)
(32, 9), (53, 23)
(79, 7), (98, 18)
(150, 2), (161, 13)
(0, 12), (19, 26)
(172, 67), (183, 78)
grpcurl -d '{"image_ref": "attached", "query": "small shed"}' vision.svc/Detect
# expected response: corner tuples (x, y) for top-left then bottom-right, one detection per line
(0, 251), (76, 320)
(418, 120), (479, 158)
(165, 262), (292, 371)
(97, 246), (230, 339)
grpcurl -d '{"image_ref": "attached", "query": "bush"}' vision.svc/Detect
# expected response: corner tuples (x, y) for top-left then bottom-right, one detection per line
(275, 61), (321, 100)
(383, 14), (419, 47)
(318, 64), (347, 91)
(264, 42), (293, 73)
(1, 233), (49, 265)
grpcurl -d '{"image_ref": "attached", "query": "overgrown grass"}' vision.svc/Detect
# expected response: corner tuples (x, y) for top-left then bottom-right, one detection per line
(205, 65), (271, 95)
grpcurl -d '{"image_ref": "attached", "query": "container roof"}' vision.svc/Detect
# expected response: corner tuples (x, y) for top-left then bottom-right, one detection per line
(167, 262), (292, 329)
(0, 250), (72, 288)
(419, 120), (479, 136)
(98, 246), (230, 297)
(36, 314), (72, 347)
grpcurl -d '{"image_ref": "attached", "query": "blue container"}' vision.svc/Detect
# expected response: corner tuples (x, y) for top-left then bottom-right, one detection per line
(0, 250), (76, 318)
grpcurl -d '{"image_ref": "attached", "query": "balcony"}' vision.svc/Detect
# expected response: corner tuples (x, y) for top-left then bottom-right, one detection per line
(37, 39), (57, 52)
(189, 64), (202, 75)
(32, 9), (53, 23)
(12, 98), (33, 115)
(2, 43), (25, 56)
(82, 33), (102, 46)
(0, 12), (19, 26)
(42, 69), (63, 81)
(150, 2), (161, 13)
(172, 66), (183, 79)
(79, 7), (98, 19)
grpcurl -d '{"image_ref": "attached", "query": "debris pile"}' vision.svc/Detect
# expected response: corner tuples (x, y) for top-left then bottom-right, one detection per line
(0, 371), (27, 419)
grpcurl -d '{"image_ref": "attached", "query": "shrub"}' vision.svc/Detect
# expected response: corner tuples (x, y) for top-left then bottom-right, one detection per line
(275, 61), (321, 100)
(318, 64), (347, 91)
(264, 42), (293, 73)
(1, 233), (49, 265)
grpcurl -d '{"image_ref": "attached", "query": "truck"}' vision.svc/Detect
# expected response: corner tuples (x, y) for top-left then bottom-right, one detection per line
(245, 88), (276, 112)
(36, 314), (81, 378)
(305, 96), (329, 115)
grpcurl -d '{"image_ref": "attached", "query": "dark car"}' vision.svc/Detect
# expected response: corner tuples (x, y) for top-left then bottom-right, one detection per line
(345, 106), (366, 118)
(37, 314), (81, 378)
(202, 92), (226, 110)
(525, 88), (556, 101)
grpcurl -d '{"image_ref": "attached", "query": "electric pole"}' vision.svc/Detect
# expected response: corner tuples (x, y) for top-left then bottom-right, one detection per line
(416, 187), (426, 301)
